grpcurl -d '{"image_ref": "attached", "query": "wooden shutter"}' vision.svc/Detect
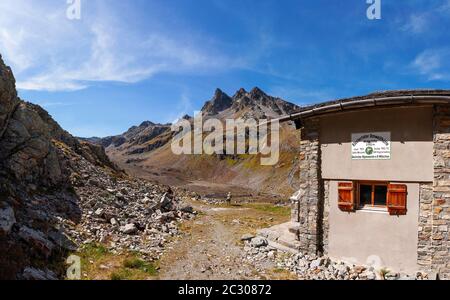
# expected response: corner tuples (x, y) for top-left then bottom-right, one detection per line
(338, 182), (355, 212)
(387, 184), (407, 215)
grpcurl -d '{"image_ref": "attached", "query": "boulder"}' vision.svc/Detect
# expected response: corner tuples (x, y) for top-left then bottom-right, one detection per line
(310, 258), (325, 269)
(241, 234), (255, 241)
(180, 205), (194, 214)
(250, 236), (268, 248)
(156, 212), (176, 223)
(160, 193), (173, 209)
(94, 208), (104, 217)
(120, 223), (138, 235)
(385, 272), (400, 280)
(360, 270), (377, 280)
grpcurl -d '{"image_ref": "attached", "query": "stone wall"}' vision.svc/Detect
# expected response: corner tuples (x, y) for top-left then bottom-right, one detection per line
(322, 180), (330, 254)
(414, 104), (449, 279)
(417, 183), (434, 273)
(294, 117), (327, 255)
(431, 104), (450, 279)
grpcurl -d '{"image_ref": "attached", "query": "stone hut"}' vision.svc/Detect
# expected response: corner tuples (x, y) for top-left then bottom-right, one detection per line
(284, 90), (449, 279)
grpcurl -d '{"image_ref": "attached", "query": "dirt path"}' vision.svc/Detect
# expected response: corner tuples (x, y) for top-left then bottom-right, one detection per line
(157, 200), (295, 280)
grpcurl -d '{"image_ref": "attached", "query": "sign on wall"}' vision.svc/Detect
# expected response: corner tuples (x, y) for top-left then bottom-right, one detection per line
(351, 132), (391, 160)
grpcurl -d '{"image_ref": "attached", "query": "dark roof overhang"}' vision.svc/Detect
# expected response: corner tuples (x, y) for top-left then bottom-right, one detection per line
(275, 90), (450, 129)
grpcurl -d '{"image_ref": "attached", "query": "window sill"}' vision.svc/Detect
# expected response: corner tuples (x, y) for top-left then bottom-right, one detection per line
(357, 206), (388, 214)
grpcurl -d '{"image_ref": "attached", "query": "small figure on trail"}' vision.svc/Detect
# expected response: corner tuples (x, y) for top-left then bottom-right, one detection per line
(226, 192), (232, 205)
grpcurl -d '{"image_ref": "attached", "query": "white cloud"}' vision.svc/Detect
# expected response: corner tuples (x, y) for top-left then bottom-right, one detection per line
(0, 0), (234, 92)
(400, 2), (450, 35)
(402, 14), (428, 34)
(165, 92), (195, 124)
(412, 48), (450, 81)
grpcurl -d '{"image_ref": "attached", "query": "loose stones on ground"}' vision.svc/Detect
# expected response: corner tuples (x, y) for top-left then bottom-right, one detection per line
(242, 237), (429, 280)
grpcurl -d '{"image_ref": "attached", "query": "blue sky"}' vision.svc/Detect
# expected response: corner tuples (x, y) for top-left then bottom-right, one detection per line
(1, 0), (450, 137)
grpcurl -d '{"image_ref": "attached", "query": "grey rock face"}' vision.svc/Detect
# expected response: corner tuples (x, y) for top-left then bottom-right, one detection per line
(18, 227), (55, 258)
(0, 102), (65, 186)
(0, 54), (18, 138)
(48, 230), (77, 251)
(0, 205), (15, 234)
(21, 267), (58, 281)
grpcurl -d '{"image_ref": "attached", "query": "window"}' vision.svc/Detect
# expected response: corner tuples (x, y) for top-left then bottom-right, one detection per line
(337, 181), (407, 215)
(357, 182), (388, 209)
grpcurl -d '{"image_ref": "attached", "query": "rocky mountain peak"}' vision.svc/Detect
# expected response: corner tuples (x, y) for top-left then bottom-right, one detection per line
(233, 88), (248, 99)
(231, 87), (269, 110)
(181, 114), (193, 121)
(201, 88), (233, 115)
(214, 88), (225, 97)
(249, 87), (267, 99)
(139, 121), (155, 128)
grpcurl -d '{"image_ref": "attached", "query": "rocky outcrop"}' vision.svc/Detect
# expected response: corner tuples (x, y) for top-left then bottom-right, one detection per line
(0, 54), (119, 279)
(0, 101), (68, 188)
(0, 55), (18, 139)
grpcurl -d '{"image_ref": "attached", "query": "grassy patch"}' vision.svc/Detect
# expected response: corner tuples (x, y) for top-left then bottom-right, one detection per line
(123, 258), (158, 276)
(81, 243), (109, 258)
(273, 268), (287, 273)
(75, 243), (159, 280)
(269, 268), (298, 280)
(244, 203), (290, 217)
(225, 157), (239, 166)
(110, 269), (133, 280)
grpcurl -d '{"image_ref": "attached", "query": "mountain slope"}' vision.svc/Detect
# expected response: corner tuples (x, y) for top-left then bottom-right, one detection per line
(99, 87), (302, 199)
(0, 55), (193, 280)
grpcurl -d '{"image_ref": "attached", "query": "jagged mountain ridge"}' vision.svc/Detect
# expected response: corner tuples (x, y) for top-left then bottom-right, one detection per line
(96, 87), (300, 157)
(202, 87), (299, 119)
